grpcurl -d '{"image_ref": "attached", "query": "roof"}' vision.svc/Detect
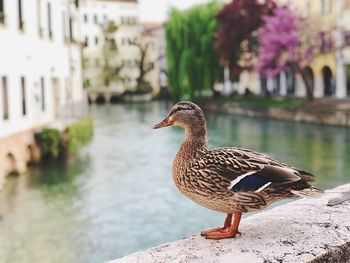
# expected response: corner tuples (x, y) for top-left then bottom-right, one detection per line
(141, 22), (164, 31)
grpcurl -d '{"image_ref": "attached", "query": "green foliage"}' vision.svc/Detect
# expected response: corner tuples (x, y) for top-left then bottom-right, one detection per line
(37, 128), (62, 159)
(66, 117), (94, 154)
(104, 21), (118, 34)
(84, 21), (123, 89)
(166, 1), (223, 100)
(134, 82), (153, 95)
(83, 79), (90, 89)
(100, 21), (123, 88)
(36, 117), (93, 159)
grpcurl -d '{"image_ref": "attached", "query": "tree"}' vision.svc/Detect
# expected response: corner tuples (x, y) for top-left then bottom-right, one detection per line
(257, 7), (334, 100)
(130, 37), (159, 94)
(166, 1), (223, 100)
(215, 0), (276, 80)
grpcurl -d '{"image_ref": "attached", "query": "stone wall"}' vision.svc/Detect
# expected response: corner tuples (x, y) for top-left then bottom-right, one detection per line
(108, 183), (350, 263)
(203, 103), (350, 127)
(0, 129), (41, 189)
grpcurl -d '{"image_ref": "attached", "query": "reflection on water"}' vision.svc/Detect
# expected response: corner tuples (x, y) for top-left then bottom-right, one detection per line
(0, 101), (349, 263)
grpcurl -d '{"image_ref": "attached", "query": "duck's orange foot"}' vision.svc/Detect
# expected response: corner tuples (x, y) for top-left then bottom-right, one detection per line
(201, 211), (242, 240)
(201, 213), (233, 237)
(200, 226), (228, 236)
(204, 229), (241, 240)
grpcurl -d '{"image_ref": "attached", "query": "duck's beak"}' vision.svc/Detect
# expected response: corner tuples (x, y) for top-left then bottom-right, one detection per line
(153, 117), (174, 129)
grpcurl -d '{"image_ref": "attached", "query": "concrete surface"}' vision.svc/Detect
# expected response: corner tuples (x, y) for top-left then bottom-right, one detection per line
(107, 183), (350, 263)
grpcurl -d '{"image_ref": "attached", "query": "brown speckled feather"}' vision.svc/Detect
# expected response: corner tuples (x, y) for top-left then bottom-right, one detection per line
(159, 101), (323, 214)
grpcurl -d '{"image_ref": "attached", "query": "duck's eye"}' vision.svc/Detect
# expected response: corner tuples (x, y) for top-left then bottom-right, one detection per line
(170, 107), (186, 115)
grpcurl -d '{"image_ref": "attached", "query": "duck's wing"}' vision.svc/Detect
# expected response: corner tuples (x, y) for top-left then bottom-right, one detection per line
(191, 147), (317, 195)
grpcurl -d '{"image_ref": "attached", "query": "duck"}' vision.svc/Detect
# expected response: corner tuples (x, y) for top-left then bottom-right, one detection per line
(153, 101), (323, 240)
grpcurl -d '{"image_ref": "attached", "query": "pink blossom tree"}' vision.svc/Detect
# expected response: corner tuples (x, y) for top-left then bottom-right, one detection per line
(257, 7), (334, 100)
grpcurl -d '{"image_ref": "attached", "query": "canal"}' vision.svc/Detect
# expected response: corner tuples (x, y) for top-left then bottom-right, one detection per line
(0, 102), (350, 263)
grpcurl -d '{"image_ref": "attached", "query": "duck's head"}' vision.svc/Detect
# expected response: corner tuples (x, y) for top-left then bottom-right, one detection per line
(153, 101), (206, 134)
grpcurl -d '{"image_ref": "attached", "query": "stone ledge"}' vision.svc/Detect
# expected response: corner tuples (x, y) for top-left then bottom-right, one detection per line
(203, 103), (350, 127)
(108, 184), (350, 263)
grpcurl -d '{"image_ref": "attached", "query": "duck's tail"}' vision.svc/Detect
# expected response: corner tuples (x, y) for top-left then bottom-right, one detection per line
(290, 187), (324, 198)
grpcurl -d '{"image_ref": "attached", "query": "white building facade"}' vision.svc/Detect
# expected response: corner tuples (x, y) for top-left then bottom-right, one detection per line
(79, 0), (140, 97)
(0, 0), (85, 138)
(0, 0), (86, 182)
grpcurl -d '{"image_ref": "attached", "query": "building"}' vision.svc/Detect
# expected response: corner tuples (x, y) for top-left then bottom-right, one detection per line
(79, 0), (140, 102)
(141, 22), (168, 97)
(0, 0), (86, 185)
(233, 0), (350, 99)
(291, 0), (337, 98)
(336, 0), (350, 98)
(257, 0), (338, 98)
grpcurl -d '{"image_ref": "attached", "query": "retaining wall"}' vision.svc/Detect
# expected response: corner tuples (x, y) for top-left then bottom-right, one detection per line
(108, 183), (350, 263)
(203, 103), (350, 127)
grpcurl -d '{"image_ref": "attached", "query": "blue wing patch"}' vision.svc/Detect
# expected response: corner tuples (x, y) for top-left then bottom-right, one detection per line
(231, 175), (269, 192)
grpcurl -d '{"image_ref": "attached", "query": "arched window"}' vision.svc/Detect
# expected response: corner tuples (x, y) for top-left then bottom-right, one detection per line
(322, 66), (335, 97)
(286, 66), (296, 96)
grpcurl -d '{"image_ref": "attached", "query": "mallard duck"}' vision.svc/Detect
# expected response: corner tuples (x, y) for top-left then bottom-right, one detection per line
(153, 101), (323, 240)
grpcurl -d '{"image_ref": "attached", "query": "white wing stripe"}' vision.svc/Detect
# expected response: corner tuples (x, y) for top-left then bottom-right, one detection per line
(255, 182), (272, 193)
(227, 171), (257, 190)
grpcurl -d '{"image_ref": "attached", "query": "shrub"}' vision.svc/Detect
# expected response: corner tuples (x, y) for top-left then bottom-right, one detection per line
(36, 128), (62, 159)
(66, 116), (94, 154)
(135, 82), (153, 95)
(36, 117), (94, 159)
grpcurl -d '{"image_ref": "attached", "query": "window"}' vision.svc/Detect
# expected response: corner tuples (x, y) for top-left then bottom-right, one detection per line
(321, 0), (325, 14)
(69, 17), (73, 41)
(84, 14), (88, 23)
(82, 58), (89, 68)
(18, 0), (24, 30)
(2, 76), (9, 120)
(62, 11), (67, 42)
(94, 15), (98, 24)
(103, 15), (107, 21)
(20, 77), (26, 116)
(84, 36), (88, 47)
(95, 36), (98, 45)
(328, 0), (333, 13)
(40, 77), (45, 111)
(0, 0), (5, 24)
(321, 0), (332, 15)
(84, 78), (90, 88)
(306, 1), (311, 16)
(37, 0), (42, 36)
(47, 2), (52, 39)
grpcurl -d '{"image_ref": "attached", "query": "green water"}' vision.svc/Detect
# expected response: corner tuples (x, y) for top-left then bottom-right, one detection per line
(0, 102), (349, 263)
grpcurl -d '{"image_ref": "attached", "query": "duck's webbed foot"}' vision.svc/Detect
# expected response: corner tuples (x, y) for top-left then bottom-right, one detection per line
(201, 212), (242, 240)
(200, 213), (232, 236)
